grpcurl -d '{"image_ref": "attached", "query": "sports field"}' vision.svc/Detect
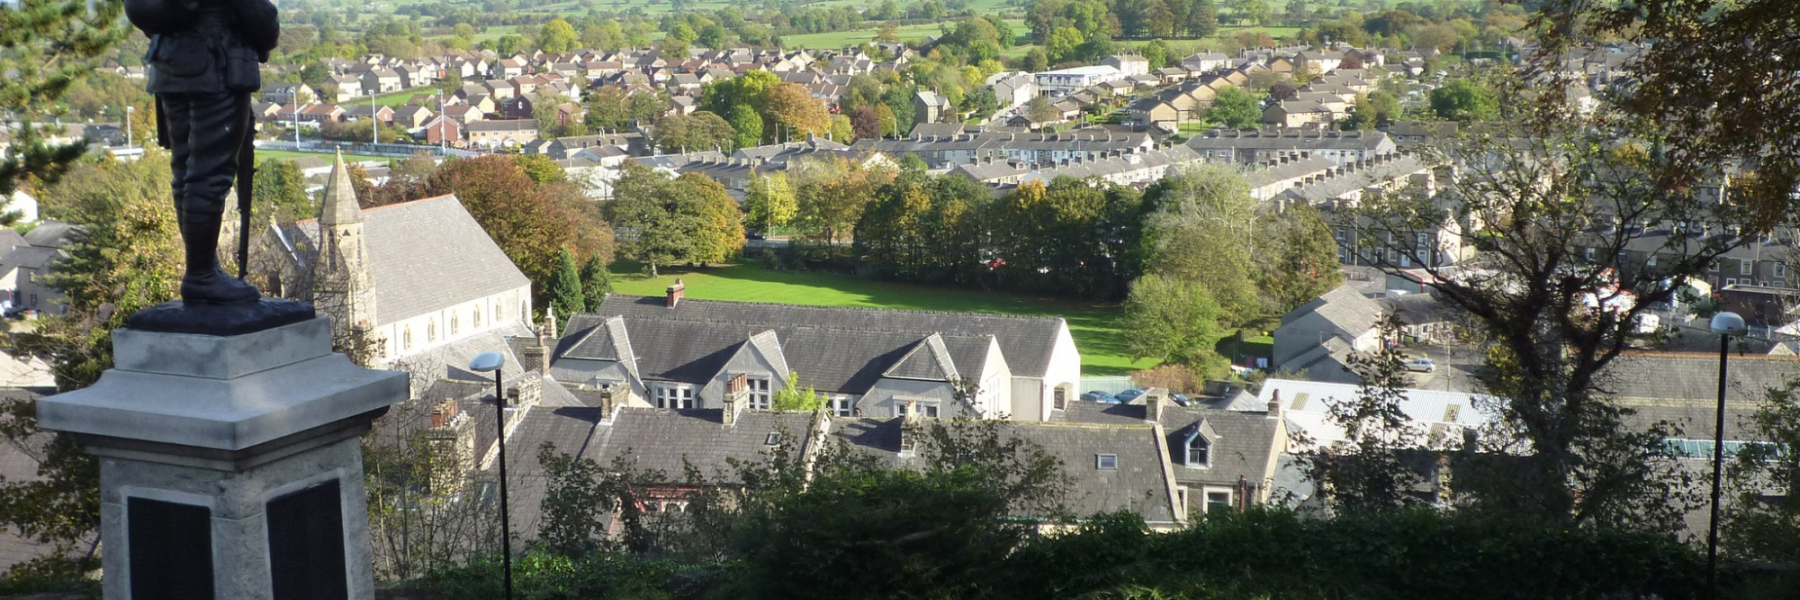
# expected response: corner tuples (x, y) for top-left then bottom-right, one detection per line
(608, 262), (1156, 376)
(254, 149), (392, 164)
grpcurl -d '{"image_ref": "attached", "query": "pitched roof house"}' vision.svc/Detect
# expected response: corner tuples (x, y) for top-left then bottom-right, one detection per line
(551, 291), (1081, 421)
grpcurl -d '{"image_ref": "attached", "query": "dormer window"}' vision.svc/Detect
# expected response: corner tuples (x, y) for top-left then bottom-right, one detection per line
(1186, 435), (1211, 468)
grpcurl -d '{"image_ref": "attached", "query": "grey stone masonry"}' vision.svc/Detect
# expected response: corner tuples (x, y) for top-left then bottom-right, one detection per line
(36, 316), (408, 600)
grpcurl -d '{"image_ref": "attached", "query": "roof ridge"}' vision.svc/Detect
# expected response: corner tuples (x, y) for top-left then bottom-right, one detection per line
(590, 311), (1007, 339)
(604, 294), (1066, 325)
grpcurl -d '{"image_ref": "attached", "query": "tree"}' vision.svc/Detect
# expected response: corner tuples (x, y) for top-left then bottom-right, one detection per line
(512, 154), (566, 185)
(0, 0), (129, 197)
(585, 86), (631, 132)
(743, 172), (797, 234)
(770, 371), (821, 411)
(1021, 47), (1050, 72)
(1206, 86), (1263, 129)
(578, 256), (610, 313)
(791, 158), (892, 246)
(0, 152), (181, 576)
(606, 164), (745, 275)
(1122, 275), (1225, 373)
(829, 114), (855, 144)
(1140, 40), (1169, 70)
(1025, 95), (1060, 124)
(849, 106), (882, 140)
(252, 159), (316, 223)
(1141, 164), (1259, 325)
(1298, 314), (1427, 511)
(729, 103), (764, 150)
(546, 248), (585, 318)
(1430, 79), (1498, 122)
(1187, 0), (1220, 37)
(765, 83), (829, 141)
(538, 18), (579, 53)
(1046, 26), (1085, 64)
(1349, 108), (1746, 531)
(427, 156), (611, 306)
(1254, 204), (1342, 314)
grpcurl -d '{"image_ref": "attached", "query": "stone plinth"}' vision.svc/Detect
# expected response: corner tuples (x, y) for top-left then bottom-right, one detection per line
(37, 316), (407, 600)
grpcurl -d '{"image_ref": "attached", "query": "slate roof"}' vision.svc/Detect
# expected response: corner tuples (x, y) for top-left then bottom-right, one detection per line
(1601, 352), (1800, 407)
(21, 221), (79, 247)
(827, 417), (1181, 524)
(284, 195), (530, 325)
(554, 310), (998, 393)
(499, 406), (605, 534)
(590, 295), (1064, 379)
(1281, 285), (1382, 335)
(1186, 128), (1392, 151)
(591, 407), (821, 479)
(1055, 401), (1282, 491)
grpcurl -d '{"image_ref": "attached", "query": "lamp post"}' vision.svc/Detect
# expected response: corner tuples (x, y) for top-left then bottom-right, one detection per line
(124, 105), (133, 149)
(1707, 310), (1746, 599)
(468, 351), (512, 600)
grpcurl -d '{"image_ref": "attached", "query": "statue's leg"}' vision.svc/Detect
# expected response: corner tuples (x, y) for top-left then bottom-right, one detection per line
(174, 91), (260, 305)
(163, 94), (192, 232)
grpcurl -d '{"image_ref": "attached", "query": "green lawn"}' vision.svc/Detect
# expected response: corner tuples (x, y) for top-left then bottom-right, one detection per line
(608, 262), (1156, 376)
(255, 149), (392, 165)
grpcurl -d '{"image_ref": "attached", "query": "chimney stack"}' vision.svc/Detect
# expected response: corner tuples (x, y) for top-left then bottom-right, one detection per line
(1145, 387), (1166, 423)
(1268, 389), (1283, 418)
(598, 386), (619, 422)
(722, 394), (740, 427)
(666, 278), (686, 307)
(898, 400), (921, 455)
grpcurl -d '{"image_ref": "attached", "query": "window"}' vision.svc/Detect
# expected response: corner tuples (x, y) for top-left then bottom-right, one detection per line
(1186, 435), (1210, 467)
(893, 400), (941, 418)
(450, 314), (460, 336)
(1779, 263), (1788, 278)
(826, 395), (853, 417)
(746, 375), (771, 410)
(427, 320), (437, 343)
(763, 432), (782, 446)
(1096, 453), (1118, 470)
(473, 306), (482, 328)
(1646, 254), (1658, 267)
(1204, 490), (1233, 513)
(403, 326), (413, 350)
(1742, 259), (1754, 275)
(1053, 386), (1068, 411)
(1583, 247), (1595, 261)
(653, 384), (695, 409)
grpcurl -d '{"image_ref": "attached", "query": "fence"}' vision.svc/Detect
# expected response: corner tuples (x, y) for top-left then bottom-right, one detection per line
(1079, 376), (1136, 395)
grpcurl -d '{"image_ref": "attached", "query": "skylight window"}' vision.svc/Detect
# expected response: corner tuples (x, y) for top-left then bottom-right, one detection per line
(1096, 454), (1118, 470)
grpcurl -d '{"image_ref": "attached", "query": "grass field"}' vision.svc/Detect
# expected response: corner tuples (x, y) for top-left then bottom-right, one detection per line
(255, 149), (392, 165)
(608, 262), (1156, 376)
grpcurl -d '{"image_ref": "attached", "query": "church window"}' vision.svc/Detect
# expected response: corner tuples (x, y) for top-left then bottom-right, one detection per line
(473, 306), (482, 328)
(427, 320), (437, 342)
(403, 327), (413, 350)
(451, 314), (460, 336)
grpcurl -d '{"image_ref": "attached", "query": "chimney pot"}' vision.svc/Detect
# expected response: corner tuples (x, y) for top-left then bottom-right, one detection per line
(1268, 390), (1283, 418)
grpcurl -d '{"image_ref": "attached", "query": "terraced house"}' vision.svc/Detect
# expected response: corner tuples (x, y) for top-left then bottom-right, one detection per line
(548, 286), (1082, 422)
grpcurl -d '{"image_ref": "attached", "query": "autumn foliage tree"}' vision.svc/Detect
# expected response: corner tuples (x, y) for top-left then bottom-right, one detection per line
(425, 156), (613, 310)
(765, 82), (829, 141)
(606, 164), (744, 276)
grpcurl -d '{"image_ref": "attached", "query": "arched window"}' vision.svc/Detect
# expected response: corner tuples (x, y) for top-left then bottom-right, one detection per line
(427, 320), (437, 342)
(473, 306), (482, 329)
(1186, 434), (1210, 468)
(403, 326), (413, 350)
(451, 314), (460, 336)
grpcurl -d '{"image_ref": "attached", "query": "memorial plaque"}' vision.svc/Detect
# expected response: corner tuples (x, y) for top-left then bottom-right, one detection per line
(128, 497), (215, 600)
(267, 480), (348, 600)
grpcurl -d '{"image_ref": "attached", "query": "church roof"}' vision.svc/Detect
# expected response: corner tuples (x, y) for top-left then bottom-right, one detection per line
(287, 195), (531, 326)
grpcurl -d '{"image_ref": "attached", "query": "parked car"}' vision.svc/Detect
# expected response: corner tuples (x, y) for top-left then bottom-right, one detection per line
(1169, 392), (1190, 407)
(1406, 357), (1436, 373)
(1115, 388), (1146, 403)
(1081, 390), (1115, 403)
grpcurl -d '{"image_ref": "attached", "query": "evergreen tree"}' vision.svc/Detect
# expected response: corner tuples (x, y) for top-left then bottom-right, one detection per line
(578, 256), (610, 313)
(547, 248), (585, 319)
(0, 0), (129, 197)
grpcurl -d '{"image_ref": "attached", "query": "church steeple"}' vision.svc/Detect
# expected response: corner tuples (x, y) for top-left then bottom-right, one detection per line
(321, 149), (363, 226)
(313, 151), (378, 349)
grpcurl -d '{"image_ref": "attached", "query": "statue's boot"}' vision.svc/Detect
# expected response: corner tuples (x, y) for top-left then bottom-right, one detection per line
(180, 212), (261, 305)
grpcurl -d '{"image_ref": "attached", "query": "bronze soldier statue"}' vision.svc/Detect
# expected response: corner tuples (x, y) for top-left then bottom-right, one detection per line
(127, 0), (280, 304)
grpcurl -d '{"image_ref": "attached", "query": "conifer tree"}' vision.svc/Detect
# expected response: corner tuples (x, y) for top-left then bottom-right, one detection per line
(546, 248), (585, 319)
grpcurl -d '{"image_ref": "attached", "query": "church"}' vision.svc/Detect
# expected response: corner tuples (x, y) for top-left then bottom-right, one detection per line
(267, 153), (537, 378)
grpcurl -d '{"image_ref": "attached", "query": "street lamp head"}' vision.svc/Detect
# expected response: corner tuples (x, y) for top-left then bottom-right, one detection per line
(1711, 311), (1747, 337)
(468, 351), (505, 373)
